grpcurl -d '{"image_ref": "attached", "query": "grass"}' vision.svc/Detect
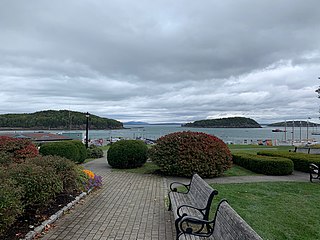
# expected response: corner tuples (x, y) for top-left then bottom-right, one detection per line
(223, 164), (259, 176)
(112, 162), (161, 174)
(209, 182), (320, 240)
(228, 144), (294, 154)
(113, 162), (257, 177)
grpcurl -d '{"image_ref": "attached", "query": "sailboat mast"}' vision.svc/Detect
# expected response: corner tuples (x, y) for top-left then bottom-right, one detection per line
(284, 120), (287, 142)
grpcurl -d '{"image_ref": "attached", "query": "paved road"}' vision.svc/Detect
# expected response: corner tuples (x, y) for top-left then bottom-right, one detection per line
(41, 156), (309, 240)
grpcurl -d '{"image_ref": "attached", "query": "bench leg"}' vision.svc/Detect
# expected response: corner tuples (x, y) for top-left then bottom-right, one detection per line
(168, 194), (172, 211)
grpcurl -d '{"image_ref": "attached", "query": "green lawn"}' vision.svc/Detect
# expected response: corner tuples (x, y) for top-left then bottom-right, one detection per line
(209, 182), (320, 240)
(113, 162), (257, 177)
(222, 164), (259, 176)
(112, 162), (161, 174)
(228, 144), (294, 154)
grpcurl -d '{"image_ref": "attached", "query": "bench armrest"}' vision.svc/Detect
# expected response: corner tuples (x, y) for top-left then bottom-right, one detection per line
(310, 163), (319, 170)
(169, 181), (191, 193)
(177, 204), (205, 218)
(177, 215), (214, 238)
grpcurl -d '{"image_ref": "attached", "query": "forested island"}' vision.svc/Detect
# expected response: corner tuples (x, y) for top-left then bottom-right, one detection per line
(182, 117), (261, 128)
(0, 110), (123, 130)
(268, 121), (320, 127)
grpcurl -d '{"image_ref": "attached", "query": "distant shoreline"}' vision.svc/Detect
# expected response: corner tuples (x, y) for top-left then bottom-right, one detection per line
(0, 127), (124, 131)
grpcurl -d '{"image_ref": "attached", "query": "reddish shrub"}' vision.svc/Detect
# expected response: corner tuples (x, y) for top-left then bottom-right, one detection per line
(149, 131), (232, 177)
(0, 136), (39, 163)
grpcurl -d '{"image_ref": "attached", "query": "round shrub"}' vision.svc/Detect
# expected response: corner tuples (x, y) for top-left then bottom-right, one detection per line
(28, 155), (87, 193)
(0, 170), (24, 236)
(107, 140), (148, 168)
(39, 141), (80, 163)
(8, 162), (63, 208)
(149, 131), (232, 177)
(70, 140), (87, 163)
(87, 145), (104, 159)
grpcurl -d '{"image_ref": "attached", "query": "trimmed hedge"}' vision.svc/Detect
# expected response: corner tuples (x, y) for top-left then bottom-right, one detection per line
(39, 141), (80, 163)
(107, 140), (148, 168)
(232, 153), (293, 175)
(149, 131), (232, 178)
(257, 150), (320, 173)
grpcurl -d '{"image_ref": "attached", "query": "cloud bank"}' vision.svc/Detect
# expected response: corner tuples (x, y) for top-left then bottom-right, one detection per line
(1, 0), (320, 123)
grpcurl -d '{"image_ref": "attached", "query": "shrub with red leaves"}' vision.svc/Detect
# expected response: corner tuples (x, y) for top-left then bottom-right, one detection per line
(149, 131), (232, 177)
(0, 136), (39, 164)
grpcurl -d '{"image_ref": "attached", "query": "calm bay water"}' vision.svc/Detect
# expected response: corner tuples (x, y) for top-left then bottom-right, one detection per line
(79, 125), (320, 145)
(7, 124), (319, 145)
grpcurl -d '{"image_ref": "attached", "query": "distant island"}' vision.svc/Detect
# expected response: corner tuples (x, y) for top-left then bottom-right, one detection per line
(268, 121), (320, 127)
(0, 110), (123, 130)
(182, 117), (261, 128)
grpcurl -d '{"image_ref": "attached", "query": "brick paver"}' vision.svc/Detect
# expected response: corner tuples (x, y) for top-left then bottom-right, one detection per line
(41, 158), (175, 240)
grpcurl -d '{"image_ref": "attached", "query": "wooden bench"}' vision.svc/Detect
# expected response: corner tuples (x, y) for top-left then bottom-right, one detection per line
(168, 174), (262, 240)
(310, 163), (320, 182)
(168, 174), (218, 239)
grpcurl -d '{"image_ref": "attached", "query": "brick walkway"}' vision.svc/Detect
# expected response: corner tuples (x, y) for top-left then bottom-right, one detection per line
(41, 156), (309, 240)
(41, 158), (175, 240)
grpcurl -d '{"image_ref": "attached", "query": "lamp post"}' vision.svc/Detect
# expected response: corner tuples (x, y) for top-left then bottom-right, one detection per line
(85, 112), (90, 148)
(307, 117), (311, 142)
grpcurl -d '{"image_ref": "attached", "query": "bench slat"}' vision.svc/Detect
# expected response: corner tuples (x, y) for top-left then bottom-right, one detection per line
(212, 201), (262, 240)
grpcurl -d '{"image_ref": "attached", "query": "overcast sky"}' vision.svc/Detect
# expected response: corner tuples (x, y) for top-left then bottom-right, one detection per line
(1, 0), (320, 123)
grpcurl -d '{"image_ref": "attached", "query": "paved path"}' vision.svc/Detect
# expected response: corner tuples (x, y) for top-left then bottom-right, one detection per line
(41, 156), (309, 240)
(42, 158), (175, 240)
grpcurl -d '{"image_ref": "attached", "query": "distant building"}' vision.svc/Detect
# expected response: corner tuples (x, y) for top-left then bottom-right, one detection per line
(0, 132), (73, 143)
(60, 132), (83, 141)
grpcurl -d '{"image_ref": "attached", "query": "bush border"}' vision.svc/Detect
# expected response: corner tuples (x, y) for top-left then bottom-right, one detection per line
(232, 153), (294, 175)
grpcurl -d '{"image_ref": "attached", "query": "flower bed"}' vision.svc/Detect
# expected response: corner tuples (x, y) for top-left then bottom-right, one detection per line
(0, 136), (102, 239)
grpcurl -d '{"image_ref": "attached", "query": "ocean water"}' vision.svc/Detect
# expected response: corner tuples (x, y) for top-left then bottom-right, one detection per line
(80, 125), (320, 145)
(7, 124), (319, 145)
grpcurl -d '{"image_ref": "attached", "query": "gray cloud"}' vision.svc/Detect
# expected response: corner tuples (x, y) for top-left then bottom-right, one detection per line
(0, 0), (320, 123)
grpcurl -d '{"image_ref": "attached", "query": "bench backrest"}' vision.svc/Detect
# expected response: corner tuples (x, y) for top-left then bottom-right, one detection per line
(295, 147), (310, 154)
(188, 174), (218, 219)
(213, 200), (262, 240)
(309, 148), (320, 154)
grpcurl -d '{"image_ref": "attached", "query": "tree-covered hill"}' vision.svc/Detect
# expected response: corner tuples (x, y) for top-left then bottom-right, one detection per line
(268, 121), (320, 127)
(0, 110), (123, 130)
(182, 117), (261, 128)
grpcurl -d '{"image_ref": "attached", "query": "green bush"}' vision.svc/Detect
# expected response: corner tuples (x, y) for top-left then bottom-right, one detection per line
(70, 140), (87, 163)
(8, 162), (63, 208)
(107, 140), (148, 168)
(232, 153), (293, 175)
(87, 145), (104, 159)
(257, 150), (320, 172)
(39, 141), (80, 163)
(0, 170), (24, 236)
(28, 155), (87, 193)
(149, 131), (232, 177)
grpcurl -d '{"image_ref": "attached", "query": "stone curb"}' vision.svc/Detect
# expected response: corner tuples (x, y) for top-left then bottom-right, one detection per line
(22, 192), (89, 240)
